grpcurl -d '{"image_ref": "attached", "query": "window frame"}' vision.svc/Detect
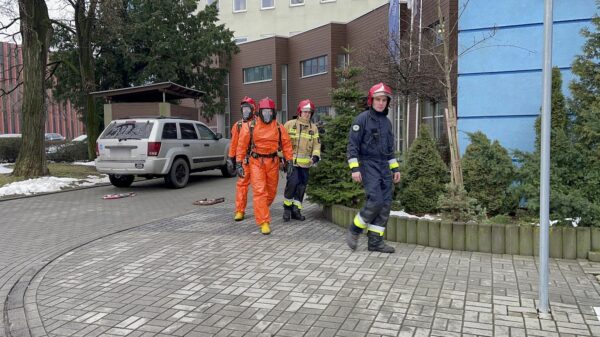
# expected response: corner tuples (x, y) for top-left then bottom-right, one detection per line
(261, 0), (275, 10)
(233, 0), (246, 13)
(180, 123), (199, 140)
(420, 100), (446, 140)
(243, 64), (273, 84)
(290, 0), (305, 7)
(320, 0), (336, 3)
(301, 55), (328, 78)
(195, 123), (217, 140)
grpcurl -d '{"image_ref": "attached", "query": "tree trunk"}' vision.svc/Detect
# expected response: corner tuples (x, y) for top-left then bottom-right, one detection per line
(75, 0), (99, 160)
(13, 0), (52, 177)
(439, 0), (463, 188)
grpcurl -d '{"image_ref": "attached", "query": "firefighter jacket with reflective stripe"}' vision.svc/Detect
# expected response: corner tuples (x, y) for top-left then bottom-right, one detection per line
(235, 119), (293, 164)
(347, 108), (400, 172)
(228, 119), (249, 158)
(284, 117), (321, 168)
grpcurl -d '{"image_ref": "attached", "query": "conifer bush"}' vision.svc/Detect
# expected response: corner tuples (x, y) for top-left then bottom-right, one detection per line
(397, 126), (449, 214)
(306, 64), (365, 207)
(516, 13), (600, 226)
(462, 131), (517, 216)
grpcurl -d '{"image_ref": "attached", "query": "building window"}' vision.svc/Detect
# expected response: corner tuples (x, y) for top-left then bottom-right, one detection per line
(314, 106), (330, 122)
(301, 55), (327, 78)
(261, 0), (274, 9)
(233, 0), (246, 12)
(234, 37), (247, 44)
(336, 54), (349, 69)
(243, 65), (272, 84)
(428, 20), (444, 46)
(290, 0), (304, 6)
(281, 65), (288, 123)
(421, 100), (445, 140)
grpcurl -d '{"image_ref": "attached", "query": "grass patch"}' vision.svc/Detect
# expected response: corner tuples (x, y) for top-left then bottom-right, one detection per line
(0, 162), (100, 188)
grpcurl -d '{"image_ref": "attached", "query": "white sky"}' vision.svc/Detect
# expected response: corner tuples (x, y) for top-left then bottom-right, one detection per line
(0, 0), (73, 43)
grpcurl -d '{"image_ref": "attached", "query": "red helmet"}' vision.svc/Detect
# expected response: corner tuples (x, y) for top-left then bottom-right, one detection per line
(258, 97), (276, 124)
(241, 96), (257, 112)
(258, 97), (276, 110)
(367, 82), (393, 107)
(296, 99), (315, 116)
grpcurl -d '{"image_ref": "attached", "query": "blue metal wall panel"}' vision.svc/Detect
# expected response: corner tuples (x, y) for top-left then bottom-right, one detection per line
(458, 69), (574, 118)
(459, 0), (596, 31)
(459, 22), (590, 74)
(457, 0), (597, 154)
(458, 117), (537, 153)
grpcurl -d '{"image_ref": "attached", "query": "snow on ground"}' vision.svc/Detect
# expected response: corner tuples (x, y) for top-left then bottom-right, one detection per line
(71, 161), (96, 167)
(0, 164), (12, 174)
(0, 174), (109, 197)
(390, 210), (440, 220)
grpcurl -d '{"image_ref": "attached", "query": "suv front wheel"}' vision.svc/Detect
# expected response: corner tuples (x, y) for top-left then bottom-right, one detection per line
(165, 158), (190, 188)
(109, 174), (135, 188)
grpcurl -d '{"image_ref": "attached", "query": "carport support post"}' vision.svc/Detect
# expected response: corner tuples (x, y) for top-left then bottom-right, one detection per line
(538, 0), (553, 316)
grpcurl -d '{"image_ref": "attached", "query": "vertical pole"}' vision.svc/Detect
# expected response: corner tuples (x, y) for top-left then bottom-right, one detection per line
(538, 0), (553, 316)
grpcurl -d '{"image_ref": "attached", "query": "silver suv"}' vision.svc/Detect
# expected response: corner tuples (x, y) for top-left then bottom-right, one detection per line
(95, 117), (235, 188)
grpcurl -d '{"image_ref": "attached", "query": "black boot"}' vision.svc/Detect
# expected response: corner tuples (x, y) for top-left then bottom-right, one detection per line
(367, 232), (395, 253)
(283, 206), (292, 222)
(346, 228), (359, 251)
(291, 205), (305, 221)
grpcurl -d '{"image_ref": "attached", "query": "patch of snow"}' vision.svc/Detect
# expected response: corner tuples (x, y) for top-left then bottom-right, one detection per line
(0, 164), (13, 174)
(72, 161), (96, 167)
(390, 210), (440, 220)
(0, 174), (109, 197)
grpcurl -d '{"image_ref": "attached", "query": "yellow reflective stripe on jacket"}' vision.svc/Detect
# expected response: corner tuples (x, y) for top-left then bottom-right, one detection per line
(293, 156), (312, 164)
(389, 158), (399, 170)
(348, 158), (359, 169)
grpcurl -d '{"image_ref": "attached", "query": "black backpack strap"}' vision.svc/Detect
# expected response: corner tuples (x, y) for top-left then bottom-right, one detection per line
(277, 122), (282, 152)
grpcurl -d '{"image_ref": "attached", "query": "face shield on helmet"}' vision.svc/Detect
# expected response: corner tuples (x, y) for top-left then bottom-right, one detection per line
(259, 108), (275, 124)
(241, 103), (253, 121)
(258, 97), (276, 124)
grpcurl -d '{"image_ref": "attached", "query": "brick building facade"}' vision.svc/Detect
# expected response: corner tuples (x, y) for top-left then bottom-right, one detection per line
(0, 42), (84, 139)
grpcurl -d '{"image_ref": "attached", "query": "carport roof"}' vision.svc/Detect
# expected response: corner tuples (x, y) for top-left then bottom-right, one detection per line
(91, 82), (205, 102)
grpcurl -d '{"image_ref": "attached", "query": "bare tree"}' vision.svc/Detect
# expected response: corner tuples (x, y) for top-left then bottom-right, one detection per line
(12, 0), (53, 177)
(357, 0), (497, 189)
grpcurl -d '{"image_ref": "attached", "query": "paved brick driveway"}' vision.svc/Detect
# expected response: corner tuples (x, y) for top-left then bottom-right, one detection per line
(2, 171), (600, 336)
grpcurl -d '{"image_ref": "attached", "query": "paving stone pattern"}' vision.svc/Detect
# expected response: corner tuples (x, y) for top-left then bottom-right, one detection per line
(28, 204), (600, 336)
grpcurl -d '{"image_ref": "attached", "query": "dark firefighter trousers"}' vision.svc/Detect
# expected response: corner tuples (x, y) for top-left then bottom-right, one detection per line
(350, 159), (393, 236)
(284, 166), (310, 209)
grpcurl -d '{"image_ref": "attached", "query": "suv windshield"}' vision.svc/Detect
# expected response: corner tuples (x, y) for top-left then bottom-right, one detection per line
(102, 121), (154, 140)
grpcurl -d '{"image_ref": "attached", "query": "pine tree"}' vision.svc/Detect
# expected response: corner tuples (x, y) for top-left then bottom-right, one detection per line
(306, 63), (365, 207)
(516, 12), (600, 225)
(397, 126), (449, 214)
(462, 131), (516, 216)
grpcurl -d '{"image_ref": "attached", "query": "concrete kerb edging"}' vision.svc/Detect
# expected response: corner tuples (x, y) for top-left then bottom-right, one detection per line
(2, 208), (201, 337)
(325, 204), (600, 261)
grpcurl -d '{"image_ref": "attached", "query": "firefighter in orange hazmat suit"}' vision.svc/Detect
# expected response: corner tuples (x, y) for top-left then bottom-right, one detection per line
(235, 97), (293, 235)
(227, 96), (257, 221)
